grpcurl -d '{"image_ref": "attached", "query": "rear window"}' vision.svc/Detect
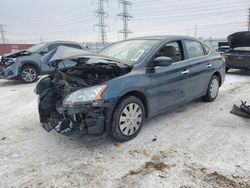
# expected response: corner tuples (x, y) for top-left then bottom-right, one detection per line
(184, 40), (206, 59)
(233, 47), (250, 51)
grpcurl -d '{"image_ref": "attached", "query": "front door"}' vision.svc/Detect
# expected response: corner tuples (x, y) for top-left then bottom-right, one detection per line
(148, 41), (191, 115)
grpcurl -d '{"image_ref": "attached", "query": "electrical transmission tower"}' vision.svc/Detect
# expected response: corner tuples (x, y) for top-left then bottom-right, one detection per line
(248, 8), (250, 31)
(117, 0), (133, 40)
(0, 24), (7, 44)
(93, 0), (109, 44)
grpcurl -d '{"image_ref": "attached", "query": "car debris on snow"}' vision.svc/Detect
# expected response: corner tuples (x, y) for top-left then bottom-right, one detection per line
(231, 101), (250, 118)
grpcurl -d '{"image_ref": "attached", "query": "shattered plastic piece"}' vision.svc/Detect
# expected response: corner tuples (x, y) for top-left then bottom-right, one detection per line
(231, 102), (250, 118)
(240, 101), (250, 115)
(55, 119), (70, 132)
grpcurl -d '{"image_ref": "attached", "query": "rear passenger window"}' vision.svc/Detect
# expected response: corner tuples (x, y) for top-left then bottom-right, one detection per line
(184, 40), (205, 59)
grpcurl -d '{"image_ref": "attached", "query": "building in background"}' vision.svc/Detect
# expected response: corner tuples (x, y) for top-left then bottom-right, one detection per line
(201, 38), (227, 50)
(0, 43), (33, 55)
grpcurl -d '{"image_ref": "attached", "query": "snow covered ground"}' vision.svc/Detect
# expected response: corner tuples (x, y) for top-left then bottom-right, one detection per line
(0, 70), (250, 188)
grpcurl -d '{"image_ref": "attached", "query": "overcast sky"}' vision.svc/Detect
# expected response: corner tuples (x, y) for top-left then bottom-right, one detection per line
(1, 0), (249, 43)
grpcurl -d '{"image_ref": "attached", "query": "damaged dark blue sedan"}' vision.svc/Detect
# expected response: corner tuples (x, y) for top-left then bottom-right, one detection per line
(35, 35), (225, 142)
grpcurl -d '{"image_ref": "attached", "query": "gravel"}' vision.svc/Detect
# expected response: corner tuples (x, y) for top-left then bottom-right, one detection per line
(0, 70), (250, 188)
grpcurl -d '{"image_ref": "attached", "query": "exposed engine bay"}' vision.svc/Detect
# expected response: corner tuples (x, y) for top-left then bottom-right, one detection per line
(36, 58), (131, 135)
(0, 50), (30, 67)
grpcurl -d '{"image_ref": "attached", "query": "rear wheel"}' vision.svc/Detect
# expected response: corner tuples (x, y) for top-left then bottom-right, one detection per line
(20, 65), (38, 83)
(110, 96), (145, 142)
(202, 75), (220, 102)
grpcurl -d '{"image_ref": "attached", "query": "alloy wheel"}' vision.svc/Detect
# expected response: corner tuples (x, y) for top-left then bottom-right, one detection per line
(22, 68), (37, 82)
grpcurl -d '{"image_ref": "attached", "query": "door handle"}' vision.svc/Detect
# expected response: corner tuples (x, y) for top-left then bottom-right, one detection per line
(207, 63), (212, 68)
(181, 69), (190, 74)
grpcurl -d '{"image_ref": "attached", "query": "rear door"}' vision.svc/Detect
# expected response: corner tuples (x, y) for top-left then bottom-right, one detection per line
(149, 40), (191, 114)
(183, 40), (213, 99)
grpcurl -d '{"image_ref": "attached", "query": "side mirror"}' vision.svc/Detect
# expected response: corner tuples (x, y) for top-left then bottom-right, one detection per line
(153, 56), (173, 67)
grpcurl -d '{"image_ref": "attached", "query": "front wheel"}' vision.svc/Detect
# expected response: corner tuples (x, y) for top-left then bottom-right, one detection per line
(20, 65), (38, 83)
(202, 75), (220, 102)
(110, 96), (145, 142)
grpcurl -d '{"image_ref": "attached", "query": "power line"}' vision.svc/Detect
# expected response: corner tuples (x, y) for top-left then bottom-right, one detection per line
(10, 5), (90, 26)
(135, 9), (246, 20)
(117, 0), (133, 40)
(93, 0), (109, 44)
(7, 1), (247, 31)
(4, 0), (249, 42)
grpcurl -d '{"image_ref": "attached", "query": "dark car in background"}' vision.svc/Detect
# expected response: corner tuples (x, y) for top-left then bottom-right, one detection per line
(216, 42), (230, 55)
(225, 31), (250, 72)
(0, 41), (89, 83)
(35, 35), (225, 142)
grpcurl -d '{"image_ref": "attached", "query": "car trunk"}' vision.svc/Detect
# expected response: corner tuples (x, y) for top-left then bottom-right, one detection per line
(225, 31), (250, 69)
(225, 50), (250, 69)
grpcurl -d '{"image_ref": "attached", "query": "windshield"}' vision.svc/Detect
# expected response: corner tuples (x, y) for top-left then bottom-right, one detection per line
(27, 42), (47, 53)
(98, 39), (159, 65)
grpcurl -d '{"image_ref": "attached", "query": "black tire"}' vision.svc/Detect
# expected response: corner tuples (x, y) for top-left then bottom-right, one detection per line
(20, 65), (38, 83)
(110, 96), (145, 142)
(202, 75), (220, 102)
(226, 67), (230, 73)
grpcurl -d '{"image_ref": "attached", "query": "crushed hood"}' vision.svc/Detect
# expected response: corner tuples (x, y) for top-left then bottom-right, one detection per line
(227, 31), (250, 48)
(2, 50), (30, 58)
(43, 46), (128, 67)
(1, 50), (30, 65)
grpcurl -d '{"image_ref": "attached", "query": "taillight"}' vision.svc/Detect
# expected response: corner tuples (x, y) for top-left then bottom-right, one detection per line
(221, 55), (226, 64)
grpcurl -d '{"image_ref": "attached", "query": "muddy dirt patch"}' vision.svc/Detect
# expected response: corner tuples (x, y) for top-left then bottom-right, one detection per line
(185, 165), (250, 188)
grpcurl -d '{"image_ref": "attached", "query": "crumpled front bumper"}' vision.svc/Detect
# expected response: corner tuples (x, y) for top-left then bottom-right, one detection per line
(59, 101), (107, 135)
(0, 64), (19, 79)
(38, 98), (116, 135)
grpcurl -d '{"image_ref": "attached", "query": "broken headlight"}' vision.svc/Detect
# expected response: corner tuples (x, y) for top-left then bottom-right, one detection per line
(4, 59), (17, 66)
(63, 85), (107, 106)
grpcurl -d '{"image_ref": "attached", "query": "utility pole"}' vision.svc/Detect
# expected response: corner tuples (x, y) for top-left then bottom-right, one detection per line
(248, 8), (250, 31)
(0, 24), (6, 44)
(194, 25), (197, 38)
(117, 0), (133, 40)
(93, 0), (109, 44)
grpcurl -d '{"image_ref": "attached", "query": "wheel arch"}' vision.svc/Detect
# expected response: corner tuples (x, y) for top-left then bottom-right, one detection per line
(19, 61), (41, 75)
(116, 90), (149, 119)
(213, 71), (222, 86)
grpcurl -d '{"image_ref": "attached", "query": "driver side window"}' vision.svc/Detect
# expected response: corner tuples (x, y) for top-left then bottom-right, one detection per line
(156, 41), (183, 63)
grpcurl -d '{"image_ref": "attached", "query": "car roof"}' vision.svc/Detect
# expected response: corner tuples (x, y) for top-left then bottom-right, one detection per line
(49, 41), (81, 44)
(130, 35), (198, 41)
